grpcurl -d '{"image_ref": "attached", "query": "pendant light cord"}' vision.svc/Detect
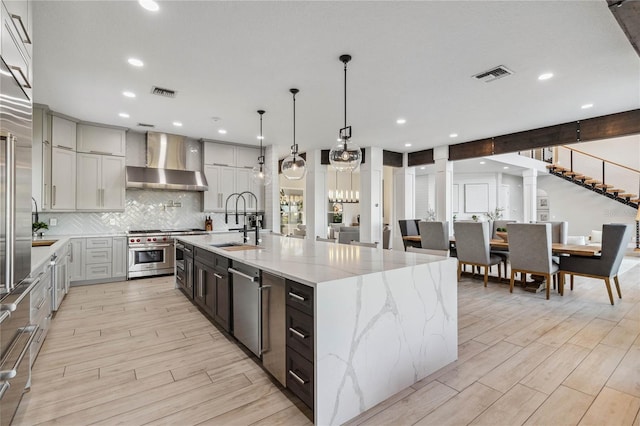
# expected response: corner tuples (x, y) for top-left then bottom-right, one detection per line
(344, 60), (348, 133)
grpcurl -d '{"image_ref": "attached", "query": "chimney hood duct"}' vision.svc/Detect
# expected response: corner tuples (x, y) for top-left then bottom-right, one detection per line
(126, 132), (208, 191)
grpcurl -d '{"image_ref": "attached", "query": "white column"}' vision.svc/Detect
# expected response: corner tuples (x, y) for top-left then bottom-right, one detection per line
(304, 150), (327, 239)
(392, 153), (415, 250)
(434, 145), (453, 229)
(360, 147), (383, 244)
(522, 168), (538, 223)
(264, 145), (280, 233)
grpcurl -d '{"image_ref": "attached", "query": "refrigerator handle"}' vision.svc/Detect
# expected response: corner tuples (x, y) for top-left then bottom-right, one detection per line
(259, 285), (271, 355)
(5, 134), (15, 293)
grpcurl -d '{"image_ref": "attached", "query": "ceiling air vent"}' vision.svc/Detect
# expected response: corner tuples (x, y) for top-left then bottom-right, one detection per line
(473, 65), (513, 82)
(137, 123), (155, 128)
(151, 86), (177, 98)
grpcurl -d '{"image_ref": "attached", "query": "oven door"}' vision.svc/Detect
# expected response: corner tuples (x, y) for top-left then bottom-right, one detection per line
(128, 244), (174, 278)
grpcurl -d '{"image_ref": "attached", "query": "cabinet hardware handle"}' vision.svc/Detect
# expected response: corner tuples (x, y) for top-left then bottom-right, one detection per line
(288, 292), (306, 302)
(227, 268), (257, 282)
(213, 273), (222, 279)
(89, 150), (111, 155)
(288, 370), (307, 385)
(52, 185), (56, 206)
(101, 188), (105, 206)
(259, 285), (271, 354)
(288, 327), (307, 339)
(55, 145), (74, 151)
(0, 325), (39, 381)
(0, 382), (10, 400)
(36, 297), (46, 310)
(97, 189), (100, 206)
(44, 184), (48, 206)
(8, 66), (31, 89)
(198, 269), (204, 297)
(0, 311), (11, 325)
(10, 14), (31, 44)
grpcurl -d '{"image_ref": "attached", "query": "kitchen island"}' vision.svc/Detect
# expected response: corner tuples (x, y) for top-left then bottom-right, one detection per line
(176, 233), (457, 425)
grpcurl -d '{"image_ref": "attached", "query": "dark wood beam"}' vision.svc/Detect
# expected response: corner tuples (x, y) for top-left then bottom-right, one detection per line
(493, 122), (577, 154)
(579, 109), (640, 141)
(407, 149), (434, 166)
(383, 150), (403, 167)
(448, 139), (493, 161)
(607, 0), (640, 57)
(319, 148), (366, 166)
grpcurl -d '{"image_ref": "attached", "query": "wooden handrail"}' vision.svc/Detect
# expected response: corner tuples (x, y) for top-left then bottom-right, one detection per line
(560, 145), (640, 174)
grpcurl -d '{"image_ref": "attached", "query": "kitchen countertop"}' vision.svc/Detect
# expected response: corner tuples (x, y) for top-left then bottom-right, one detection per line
(31, 237), (71, 275)
(177, 233), (449, 287)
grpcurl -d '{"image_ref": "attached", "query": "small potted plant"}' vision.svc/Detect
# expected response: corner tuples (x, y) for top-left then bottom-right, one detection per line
(495, 227), (508, 242)
(32, 221), (48, 238)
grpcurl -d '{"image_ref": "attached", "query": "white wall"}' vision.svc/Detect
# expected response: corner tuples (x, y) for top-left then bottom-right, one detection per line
(502, 174), (524, 222)
(538, 174), (636, 237)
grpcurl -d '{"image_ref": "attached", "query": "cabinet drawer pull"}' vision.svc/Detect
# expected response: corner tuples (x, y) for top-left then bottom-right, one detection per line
(10, 14), (31, 44)
(9, 66), (31, 89)
(288, 370), (307, 385)
(288, 292), (306, 302)
(89, 150), (111, 155)
(52, 185), (56, 206)
(288, 327), (307, 339)
(213, 273), (222, 279)
(36, 297), (46, 310)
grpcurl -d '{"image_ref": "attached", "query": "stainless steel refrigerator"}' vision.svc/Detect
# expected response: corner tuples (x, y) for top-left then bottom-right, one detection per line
(0, 55), (34, 426)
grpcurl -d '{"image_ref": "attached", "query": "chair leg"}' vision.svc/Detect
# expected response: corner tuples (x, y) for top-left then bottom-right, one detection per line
(510, 271), (516, 293)
(545, 274), (551, 300)
(553, 274), (557, 292)
(604, 277), (614, 305)
(559, 272), (564, 296)
(613, 275), (622, 299)
(484, 267), (488, 287)
(457, 261), (462, 281)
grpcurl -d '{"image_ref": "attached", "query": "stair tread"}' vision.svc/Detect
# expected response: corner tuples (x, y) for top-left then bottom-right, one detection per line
(619, 193), (637, 198)
(584, 179), (601, 184)
(595, 184), (614, 188)
(606, 188), (624, 193)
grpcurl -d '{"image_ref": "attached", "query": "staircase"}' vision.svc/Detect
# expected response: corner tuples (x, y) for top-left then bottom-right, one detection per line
(544, 146), (639, 210)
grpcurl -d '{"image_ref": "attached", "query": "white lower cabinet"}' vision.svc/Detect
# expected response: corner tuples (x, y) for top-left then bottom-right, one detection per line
(69, 236), (127, 284)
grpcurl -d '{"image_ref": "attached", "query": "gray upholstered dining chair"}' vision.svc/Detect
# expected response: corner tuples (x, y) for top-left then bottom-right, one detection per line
(453, 221), (503, 286)
(558, 223), (631, 305)
(491, 220), (516, 239)
(338, 226), (360, 244)
(418, 221), (450, 255)
(538, 221), (568, 244)
(398, 219), (421, 250)
(507, 223), (559, 300)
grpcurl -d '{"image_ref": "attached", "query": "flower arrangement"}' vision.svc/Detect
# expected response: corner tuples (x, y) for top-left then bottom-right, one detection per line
(425, 207), (436, 222)
(485, 207), (504, 221)
(32, 221), (48, 236)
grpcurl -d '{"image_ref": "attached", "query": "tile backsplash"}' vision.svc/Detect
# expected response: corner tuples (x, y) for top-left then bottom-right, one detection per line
(40, 190), (238, 235)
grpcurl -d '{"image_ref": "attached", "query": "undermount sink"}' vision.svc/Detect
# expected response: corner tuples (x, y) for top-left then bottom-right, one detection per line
(210, 242), (243, 248)
(32, 239), (58, 247)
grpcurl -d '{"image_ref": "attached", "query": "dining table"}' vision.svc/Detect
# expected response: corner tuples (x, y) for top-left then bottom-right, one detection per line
(403, 235), (601, 292)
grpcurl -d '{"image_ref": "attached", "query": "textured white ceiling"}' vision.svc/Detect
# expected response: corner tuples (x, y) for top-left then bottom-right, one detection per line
(33, 1), (640, 159)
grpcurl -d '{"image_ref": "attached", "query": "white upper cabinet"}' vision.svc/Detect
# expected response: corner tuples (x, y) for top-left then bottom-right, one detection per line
(1, 1), (32, 98)
(204, 142), (235, 166)
(3, 1), (31, 58)
(51, 116), (77, 150)
(76, 153), (125, 211)
(236, 147), (259, 169)
(77, 124), (126, 156)
(203, 165), (236, 211)
(51, 147), (76, 210)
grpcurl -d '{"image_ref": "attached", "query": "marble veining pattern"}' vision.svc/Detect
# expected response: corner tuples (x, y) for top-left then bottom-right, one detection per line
(316, 259), (458, 425)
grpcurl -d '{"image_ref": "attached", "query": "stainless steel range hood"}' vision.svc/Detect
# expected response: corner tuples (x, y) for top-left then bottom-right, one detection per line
(126, 132), (208, 191)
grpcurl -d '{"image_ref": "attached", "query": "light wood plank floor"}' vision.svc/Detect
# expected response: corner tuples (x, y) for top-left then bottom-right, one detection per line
(15, 256), (640, 425)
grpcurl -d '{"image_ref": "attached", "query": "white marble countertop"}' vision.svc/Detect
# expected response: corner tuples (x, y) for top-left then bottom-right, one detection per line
(177, 233), (449, 287)
(31, 236), (71, 276)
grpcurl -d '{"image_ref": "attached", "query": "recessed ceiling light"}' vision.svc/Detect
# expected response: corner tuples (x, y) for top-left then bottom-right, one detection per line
(480, 161), (486, 165)
(122, 91), (136, 98)
(127, 58), (144, 67)
(449, 133), (458, 138)
(138, 0), (159, 12)
(257, 136), (264, 140)
(420, 166), (425, 170)
(118, 112), (129, 118)
(173, 121), (183, 127)
(218, 129), (227, 134)
(581, 103), (594, 109)
(404, 143), (412, 147)
(503, 166), (509, 169)
(396, 118), (406, 124)
(538, 72), (553, 81)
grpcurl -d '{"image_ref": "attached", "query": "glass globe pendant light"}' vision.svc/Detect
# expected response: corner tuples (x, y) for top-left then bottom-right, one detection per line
(252, 109), (272, 185)
(281, 88), (307, 180)
(329, 54), (362, 172)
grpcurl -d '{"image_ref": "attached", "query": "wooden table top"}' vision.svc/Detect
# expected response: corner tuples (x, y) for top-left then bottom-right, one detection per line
(402, 236), (601, 257)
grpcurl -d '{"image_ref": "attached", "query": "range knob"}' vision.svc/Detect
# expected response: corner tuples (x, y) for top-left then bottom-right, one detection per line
(163, 237), (167, 241)
(153, 238), (157, 241)
(136, 239), (141, 243)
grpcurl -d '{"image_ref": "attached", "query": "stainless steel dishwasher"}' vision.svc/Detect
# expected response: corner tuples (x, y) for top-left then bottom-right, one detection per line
(229, 262), (262, 356)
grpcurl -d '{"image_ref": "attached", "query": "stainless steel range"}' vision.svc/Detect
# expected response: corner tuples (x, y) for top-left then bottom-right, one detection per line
(127, 229), (206, 279)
